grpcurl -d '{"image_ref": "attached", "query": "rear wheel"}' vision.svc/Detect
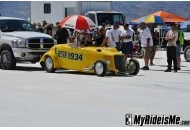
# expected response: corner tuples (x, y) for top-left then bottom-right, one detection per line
(127, 59), (140, 75)
(184, 46), (190, 62)
(0, 50), (16, 70)
(44, 56), (56, 73)
(94, 61), (107, 77)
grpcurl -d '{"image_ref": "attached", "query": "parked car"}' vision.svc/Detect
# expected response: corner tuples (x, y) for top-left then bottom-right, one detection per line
(40, 44), (140, 77)
(0, 16), (56, 70)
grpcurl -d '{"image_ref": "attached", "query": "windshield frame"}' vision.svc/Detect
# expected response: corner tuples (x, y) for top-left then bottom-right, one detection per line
(97, 13), (124, 25)
(0, 19), (39, 32)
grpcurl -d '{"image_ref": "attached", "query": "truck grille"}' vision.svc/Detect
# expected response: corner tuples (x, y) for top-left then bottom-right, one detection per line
(27, 38), (54, 49)
(114, 55), (125, 73)
(28, 44), (41, 48)
(28, 39), (40, 43)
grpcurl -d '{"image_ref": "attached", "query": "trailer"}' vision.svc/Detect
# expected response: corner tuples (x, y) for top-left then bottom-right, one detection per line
(30, 1), (125, 27)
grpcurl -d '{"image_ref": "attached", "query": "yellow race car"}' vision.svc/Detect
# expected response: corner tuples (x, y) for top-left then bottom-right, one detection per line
(39, 44), (140, 77)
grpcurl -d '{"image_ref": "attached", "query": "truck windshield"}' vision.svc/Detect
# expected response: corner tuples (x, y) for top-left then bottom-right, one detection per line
(97, 13), (124, 25)
(0, 19), (39, 32)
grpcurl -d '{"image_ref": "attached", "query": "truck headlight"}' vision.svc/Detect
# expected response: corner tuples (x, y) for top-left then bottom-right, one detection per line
(12, 39), (26, 48)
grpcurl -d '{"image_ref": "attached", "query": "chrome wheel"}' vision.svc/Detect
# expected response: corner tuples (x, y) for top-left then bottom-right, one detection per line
(2, 53), (10, 67)
(45, 57), (53, 70)
(95, 62), (104, 75)
(94, 61), (107, 77)
(127, 61), (137, 74)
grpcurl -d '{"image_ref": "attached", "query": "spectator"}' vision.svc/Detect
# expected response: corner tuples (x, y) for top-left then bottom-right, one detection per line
(175, 23), (184, 70)
(46, 26), (53, 36)
(101, 24), (116, 47)
(56, 27), (70, 44)
(36, 23), (44, 33)
(96, 28), (106, 46)
(150, 23), (159, 65)
(164, 23), (178, 72)
(120, 23), (134, 61)
(139, 22), (153, 70)
(110, 22), (122, 51)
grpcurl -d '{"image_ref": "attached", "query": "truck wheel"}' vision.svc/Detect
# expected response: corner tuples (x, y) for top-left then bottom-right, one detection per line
(0, 50), (16, 70)
(127, 59), (140, 75)
(94, 61), (107, 77)
(44, 55), (56, 73)
(184, 46), (190, 62)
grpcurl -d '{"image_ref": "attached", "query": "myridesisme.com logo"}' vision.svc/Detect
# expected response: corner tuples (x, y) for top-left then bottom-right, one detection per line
(125, 114), (190, 126)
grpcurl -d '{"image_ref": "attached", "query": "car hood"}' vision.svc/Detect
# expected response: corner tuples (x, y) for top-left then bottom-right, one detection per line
(3, 31), (53, 39)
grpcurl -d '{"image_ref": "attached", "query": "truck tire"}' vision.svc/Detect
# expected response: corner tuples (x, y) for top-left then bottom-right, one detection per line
(94, 61), (107, 77)
(184, 46), (190, 62)
(0, 50), (16, 70)
(44, 55), (56, 73)
(127, 59), (140, 75)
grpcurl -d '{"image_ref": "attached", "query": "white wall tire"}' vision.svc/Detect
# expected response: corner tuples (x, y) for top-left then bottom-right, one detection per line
(94, 61), (107, 77)
(44, 56), (56, 73)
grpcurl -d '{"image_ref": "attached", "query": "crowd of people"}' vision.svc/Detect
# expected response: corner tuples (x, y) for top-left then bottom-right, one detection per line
(32, 20), (184, 73)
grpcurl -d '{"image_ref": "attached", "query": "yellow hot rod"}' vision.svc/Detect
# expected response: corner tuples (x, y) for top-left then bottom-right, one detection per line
(39, 44), (140, 77)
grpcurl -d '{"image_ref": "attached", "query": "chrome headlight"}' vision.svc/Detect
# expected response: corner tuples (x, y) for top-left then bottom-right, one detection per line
(12, 39), (26, 48)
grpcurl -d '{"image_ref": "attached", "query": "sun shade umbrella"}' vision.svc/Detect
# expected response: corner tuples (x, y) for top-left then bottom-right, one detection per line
(130, 14), (165, 24)
(60, 15), (97, 30)
(153, 11), (188, 23)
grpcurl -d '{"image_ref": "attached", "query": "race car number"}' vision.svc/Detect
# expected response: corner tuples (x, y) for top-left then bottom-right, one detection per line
(68, 52), (83, 61)
(55, 48), (83, 61)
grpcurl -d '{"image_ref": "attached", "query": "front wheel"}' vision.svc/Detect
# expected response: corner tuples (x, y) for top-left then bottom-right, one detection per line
(126, 59), (140, 75)
(44, 55), (56, 73)
(0, 50), (16, 70)
(184, 46), (190, 62)
(94, 61), (107, 77)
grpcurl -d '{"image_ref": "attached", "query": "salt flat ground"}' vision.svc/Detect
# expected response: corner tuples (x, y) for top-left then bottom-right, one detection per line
(0, 51), (190, 127)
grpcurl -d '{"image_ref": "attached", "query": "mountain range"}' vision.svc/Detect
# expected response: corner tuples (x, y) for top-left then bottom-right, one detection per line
(0, 1), (190, 22)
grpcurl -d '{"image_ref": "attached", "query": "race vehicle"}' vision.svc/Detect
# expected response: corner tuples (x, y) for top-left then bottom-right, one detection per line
(39, 43), (140, 77)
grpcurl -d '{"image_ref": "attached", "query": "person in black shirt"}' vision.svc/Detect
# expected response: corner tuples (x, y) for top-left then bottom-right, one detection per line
(95, 28), (106, 46)
(56, 27), (70, 44)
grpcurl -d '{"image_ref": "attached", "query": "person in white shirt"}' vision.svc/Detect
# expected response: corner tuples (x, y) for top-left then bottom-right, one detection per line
(121, 23), (134, 61)
(164, 23), (178, 72)
(110, 22), (122, 51)
(101, 24), (116, 47)
(139, 22), (153, 70)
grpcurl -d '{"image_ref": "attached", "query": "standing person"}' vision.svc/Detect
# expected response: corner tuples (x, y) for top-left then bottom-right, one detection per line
(164, 23), (178, 72)
(110, 22), (122, 51)
(150, 23), (159, 65)
(101, 24), (116, 47)
(139, 22), (153, 70)
(56, 27), (70, 44)
(175, 23), (184, 70)
(46, 26), (53, 36)
(120, 23), (134, 61)
(96, 28), (106, 46)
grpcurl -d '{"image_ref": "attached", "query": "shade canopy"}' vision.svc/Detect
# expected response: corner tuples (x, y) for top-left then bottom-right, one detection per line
(129, 14), (164, 24)
(153, 11), (188, 23)
(60, 15), (97, 30)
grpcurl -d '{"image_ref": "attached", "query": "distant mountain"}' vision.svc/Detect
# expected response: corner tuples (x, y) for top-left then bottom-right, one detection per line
(0, 1), (190, 22)
(112, 1), (190, 22)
